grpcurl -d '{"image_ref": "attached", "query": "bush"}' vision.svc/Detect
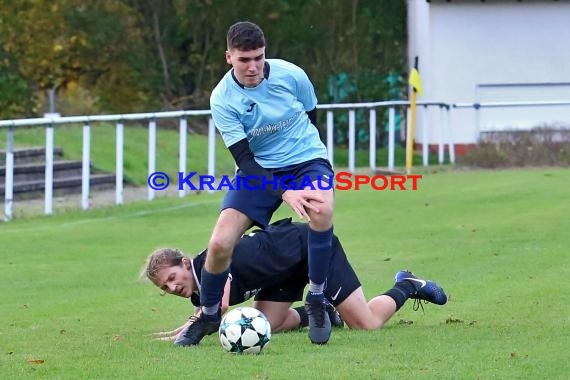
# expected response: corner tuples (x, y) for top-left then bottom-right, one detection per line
(458, 126), (570, 168)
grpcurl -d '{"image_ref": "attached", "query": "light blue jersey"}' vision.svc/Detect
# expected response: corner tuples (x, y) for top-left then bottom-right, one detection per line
(210, 59), (328, 168)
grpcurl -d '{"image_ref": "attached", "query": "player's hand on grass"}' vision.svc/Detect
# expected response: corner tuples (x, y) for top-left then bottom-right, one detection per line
(152, 312), (200, 341)
(154, 334), (177, 341)
(152, 323), (188, 341)
(151, 327), (181, 340)
(282, 189), (324, 221)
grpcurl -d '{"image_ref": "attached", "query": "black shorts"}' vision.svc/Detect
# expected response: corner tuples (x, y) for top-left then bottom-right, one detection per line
(253, 236), (361, 307)
(221, 158), (334, 228)
(322, 236), (362, 307)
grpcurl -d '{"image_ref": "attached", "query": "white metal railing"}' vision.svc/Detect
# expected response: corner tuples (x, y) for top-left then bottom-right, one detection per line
(453, 100), (570, 142)
(1, 110), (212, 221)
(316, 100), (452, 173)
(4, 99), (568, 221)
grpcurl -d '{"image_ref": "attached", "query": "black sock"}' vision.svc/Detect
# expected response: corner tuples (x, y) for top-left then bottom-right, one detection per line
(395, 280), (417, 296)
(383, 281), (416, 311)
(294, 306), (309, 328)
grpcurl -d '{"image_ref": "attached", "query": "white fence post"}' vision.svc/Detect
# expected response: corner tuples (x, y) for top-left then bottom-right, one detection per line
(474, 104), (481, 143)
(326, 111), (334, 167)
(44, 125), (54, 215)
(438, 106), (445, 164)
(148, 119), (157, 200)
(388, 107), (396, 171)
(179, 118), (187, 197)
(447, 107), (456, 164)
(115, 122), (124, 205)
(348, 109), (356, 173)
(369, 108), (376, 172)
(82, 123), (91, 210)
(422, 106), (429, 167)
(4, 126), (14, 221)
(207, 118), (216, 194)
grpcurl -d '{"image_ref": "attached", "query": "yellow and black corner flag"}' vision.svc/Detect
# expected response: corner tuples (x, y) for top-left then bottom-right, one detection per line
(408, 68), (423, 96)
(406, 56), (422, 174)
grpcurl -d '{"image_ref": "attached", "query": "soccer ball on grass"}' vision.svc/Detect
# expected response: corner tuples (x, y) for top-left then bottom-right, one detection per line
(218, 307), (271, 354)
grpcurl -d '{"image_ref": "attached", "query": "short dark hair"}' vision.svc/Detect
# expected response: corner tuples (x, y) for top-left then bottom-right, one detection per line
(226, 21), (266, 51)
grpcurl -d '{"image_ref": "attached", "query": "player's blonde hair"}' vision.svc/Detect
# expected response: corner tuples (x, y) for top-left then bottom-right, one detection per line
(140, 248), (186, 283)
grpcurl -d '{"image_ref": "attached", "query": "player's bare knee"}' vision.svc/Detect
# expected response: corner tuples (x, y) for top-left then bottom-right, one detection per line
(268, 322), (286, 333)
(308, 204), (334, 230)
(347, 319), (380, 330)
(207, 236), (235, 261)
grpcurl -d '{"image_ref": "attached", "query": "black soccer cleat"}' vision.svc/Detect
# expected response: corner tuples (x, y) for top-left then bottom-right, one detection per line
(305, 292), (332, 345)
(174, 312), (220, 347)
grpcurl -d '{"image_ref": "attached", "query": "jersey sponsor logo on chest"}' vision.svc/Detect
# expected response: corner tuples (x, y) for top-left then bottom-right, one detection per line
(247, 111), (302, 137)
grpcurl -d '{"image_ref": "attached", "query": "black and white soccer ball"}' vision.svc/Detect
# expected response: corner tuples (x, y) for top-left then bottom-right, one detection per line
(218, 307), (271, 354)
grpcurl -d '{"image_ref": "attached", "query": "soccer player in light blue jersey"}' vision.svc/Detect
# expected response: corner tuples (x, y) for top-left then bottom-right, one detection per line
(178, 21), (336, 346)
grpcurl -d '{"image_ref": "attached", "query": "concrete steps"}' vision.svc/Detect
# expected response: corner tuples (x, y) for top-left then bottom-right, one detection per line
(0, 147), (63, 165)
(1, 160), (84, 182)
(0, 174), (118, 200)
(0, 147), (121, 200)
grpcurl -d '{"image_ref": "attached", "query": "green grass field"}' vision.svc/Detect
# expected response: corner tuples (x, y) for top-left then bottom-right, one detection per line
(1, 168), (568, 379)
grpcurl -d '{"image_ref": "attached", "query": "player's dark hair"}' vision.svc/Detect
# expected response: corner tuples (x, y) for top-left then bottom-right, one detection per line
(227, 21), (265, 51)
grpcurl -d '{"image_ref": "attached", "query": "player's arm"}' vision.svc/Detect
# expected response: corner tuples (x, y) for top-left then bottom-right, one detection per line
(152, 304), (203, 341)
(152, 313), (198, 341)
(152, 291), (202, 340)
(306, 108), (317, 127)
(228, 138), (283, 196)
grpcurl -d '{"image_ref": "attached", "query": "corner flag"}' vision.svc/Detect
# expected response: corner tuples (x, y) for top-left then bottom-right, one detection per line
(406, 56), (422, 174)
(408, 67), (423, 95)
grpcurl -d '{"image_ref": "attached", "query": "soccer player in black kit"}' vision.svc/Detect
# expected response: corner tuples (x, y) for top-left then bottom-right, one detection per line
(143, 219), (447, 346)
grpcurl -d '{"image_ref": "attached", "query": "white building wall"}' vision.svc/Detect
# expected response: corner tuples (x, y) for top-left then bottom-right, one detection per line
(408, 0), (570, 145)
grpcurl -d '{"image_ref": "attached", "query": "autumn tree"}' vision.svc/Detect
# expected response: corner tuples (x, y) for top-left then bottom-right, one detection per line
(0, 0), (407, 119)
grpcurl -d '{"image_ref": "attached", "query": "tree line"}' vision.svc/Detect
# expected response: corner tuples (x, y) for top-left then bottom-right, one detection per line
(0, 0), (407, 120)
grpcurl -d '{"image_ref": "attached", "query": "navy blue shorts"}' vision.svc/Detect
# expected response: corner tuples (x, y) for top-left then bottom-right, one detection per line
(253, 236), (361, 307)
(221, 158), (334, 228)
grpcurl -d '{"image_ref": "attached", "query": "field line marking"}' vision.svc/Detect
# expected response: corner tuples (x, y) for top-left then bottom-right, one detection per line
(0, 199), (220, 235)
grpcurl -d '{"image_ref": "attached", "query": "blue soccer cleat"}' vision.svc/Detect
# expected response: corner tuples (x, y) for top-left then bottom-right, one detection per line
(395, 270), (447, 309)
